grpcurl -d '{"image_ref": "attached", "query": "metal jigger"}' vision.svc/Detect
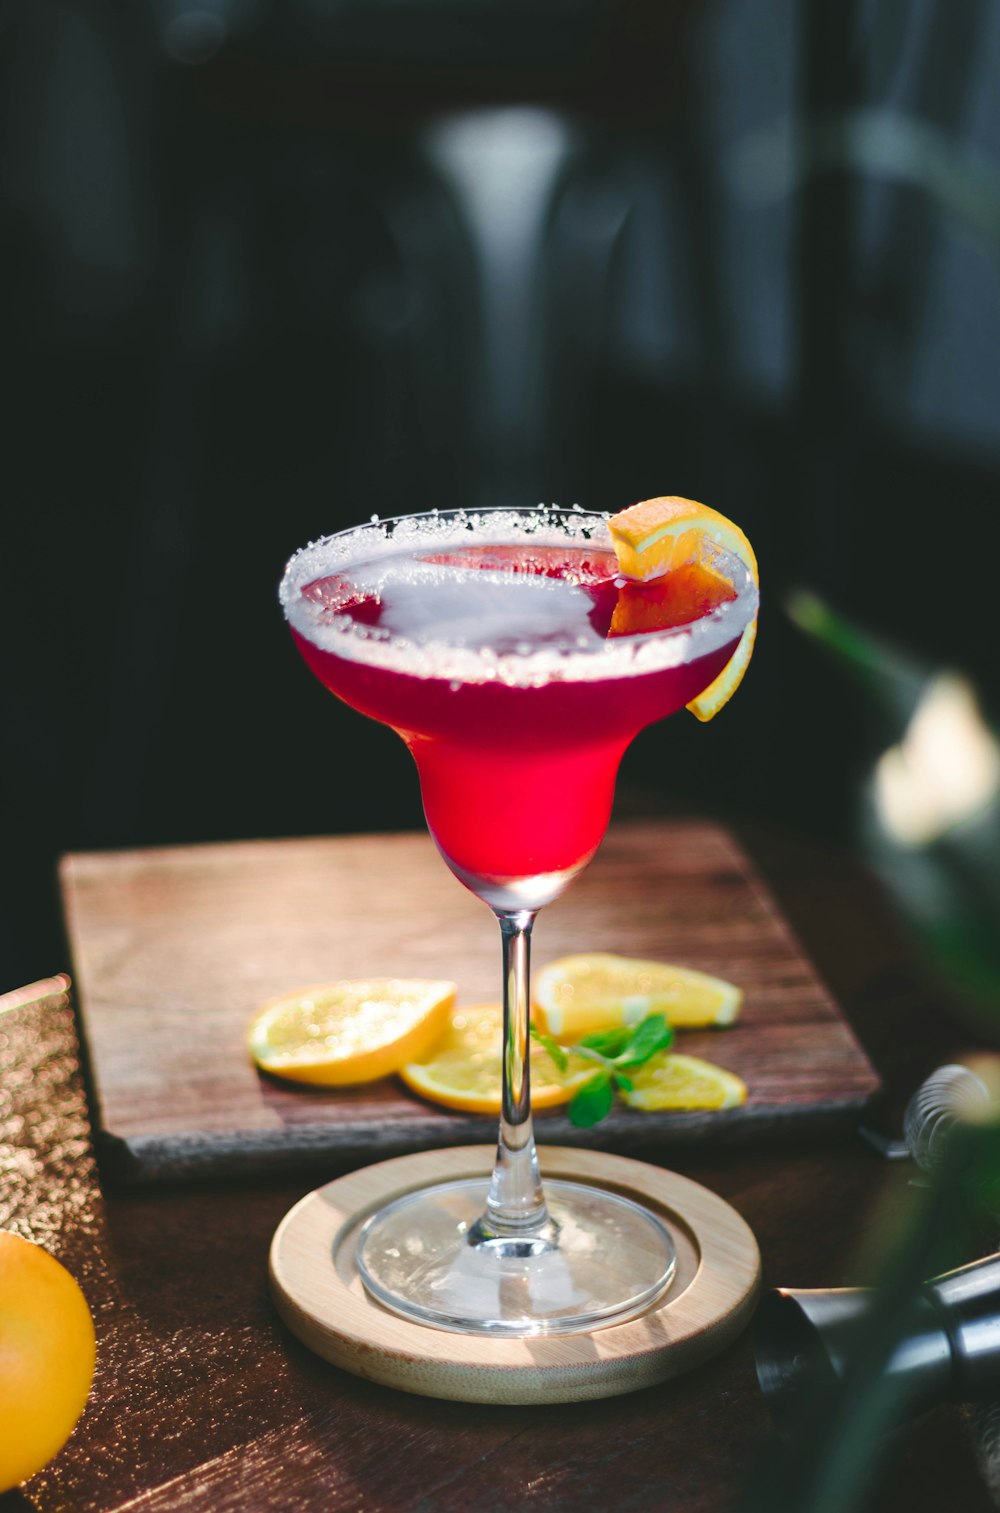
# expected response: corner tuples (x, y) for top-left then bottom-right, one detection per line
(756, 1252), (1000, 1432)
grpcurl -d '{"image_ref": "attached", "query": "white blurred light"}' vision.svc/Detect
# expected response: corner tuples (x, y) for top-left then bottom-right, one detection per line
(874, 673), (1000, 846)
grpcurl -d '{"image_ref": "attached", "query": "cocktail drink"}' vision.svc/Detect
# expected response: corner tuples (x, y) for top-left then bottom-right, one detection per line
(280, 506), (757, 1335)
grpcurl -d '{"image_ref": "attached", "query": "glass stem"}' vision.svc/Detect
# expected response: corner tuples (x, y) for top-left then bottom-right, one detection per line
(483, 908), (548, 1234)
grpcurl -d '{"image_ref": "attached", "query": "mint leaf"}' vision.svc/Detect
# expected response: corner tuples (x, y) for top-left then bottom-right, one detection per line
(533, 1013), (674, 1130)
(614, 1013), (673, 1068)
(528, 1023), (569, 1073)
(579, 1026), (633, 1058)
(568, 1071), (614, 1128)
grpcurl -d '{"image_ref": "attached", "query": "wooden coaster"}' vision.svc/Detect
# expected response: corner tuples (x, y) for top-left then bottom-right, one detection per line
(269, 1145), (761, 1404)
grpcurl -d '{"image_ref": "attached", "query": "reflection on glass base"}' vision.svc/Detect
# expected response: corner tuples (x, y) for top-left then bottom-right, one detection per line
(356, 1177), (677, 1336)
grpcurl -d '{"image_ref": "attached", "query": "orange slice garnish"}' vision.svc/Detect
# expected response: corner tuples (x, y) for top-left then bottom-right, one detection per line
(608, 560), (738, 637)
(608, 495), (758, 720)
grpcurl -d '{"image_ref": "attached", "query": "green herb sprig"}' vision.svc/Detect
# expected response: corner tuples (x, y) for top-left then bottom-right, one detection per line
(530, 1014), (674, 1128)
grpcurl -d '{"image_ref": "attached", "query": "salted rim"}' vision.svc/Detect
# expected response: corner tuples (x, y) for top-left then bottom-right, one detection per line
(279, 507), (758, 687)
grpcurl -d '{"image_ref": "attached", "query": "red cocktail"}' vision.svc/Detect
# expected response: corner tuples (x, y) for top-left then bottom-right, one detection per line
(280, 507), (757, 1334)
(286, 521), (744, 907)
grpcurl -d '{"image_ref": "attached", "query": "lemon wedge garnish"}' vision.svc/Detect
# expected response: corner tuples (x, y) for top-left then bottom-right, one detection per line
(608, 495), (759, 720)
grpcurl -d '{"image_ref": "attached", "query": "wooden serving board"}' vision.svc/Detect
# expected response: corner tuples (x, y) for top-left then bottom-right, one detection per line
(61, 820), (880, 1185)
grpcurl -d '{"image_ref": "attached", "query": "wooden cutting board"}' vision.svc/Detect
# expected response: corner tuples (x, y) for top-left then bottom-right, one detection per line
(61, 820), (880, 1185)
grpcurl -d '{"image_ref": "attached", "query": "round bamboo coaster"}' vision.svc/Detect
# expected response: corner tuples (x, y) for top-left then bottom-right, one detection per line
(269, 1145), (760, 1405)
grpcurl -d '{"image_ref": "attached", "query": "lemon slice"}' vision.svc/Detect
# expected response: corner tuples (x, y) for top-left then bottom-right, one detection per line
(608, 495), (759, 720)
(400, 1003), (595, 1114)
(249, 979), (456, 1086)
(533, 953), (742, 1041)
(620, 1052), (747, 1111)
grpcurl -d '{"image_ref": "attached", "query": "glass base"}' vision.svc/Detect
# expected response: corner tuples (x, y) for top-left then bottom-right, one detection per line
(356, 1177), (677, 1336)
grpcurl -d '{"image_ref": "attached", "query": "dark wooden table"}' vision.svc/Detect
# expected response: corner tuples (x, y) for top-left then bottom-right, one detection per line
(1, 824), (996, 1512)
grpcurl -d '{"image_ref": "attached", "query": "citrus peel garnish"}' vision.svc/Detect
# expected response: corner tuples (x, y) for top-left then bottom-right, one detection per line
(608, 560), (738, 638)
(608, 495), (758, 720)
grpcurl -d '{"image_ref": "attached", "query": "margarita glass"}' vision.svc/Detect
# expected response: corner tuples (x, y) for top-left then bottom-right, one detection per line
(280, 506), (757, 1335)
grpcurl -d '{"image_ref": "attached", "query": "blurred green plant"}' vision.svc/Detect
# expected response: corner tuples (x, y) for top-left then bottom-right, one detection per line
(788, 590), (1000, 1027)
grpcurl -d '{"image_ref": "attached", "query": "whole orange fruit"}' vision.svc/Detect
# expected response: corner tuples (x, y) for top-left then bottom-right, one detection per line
(0, 1232), (96, 1491)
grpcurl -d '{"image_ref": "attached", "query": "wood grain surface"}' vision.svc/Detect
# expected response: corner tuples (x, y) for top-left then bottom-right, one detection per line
(4, 827), (996, 1513)
(61, 821), (880, 1185)
(268, 1145), (761, 1403)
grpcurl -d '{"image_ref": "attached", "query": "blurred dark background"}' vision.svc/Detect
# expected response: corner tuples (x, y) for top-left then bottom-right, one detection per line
(2, 0), (999, 989)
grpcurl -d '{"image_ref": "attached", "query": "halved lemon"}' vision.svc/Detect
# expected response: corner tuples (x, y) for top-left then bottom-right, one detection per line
(249, 979), (456, 1086)
(608, 495), (758, 720)
(533, 953), (742, 1041)
(620, 1052), (747, 1111)
(400, 1003), (596, 1115)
